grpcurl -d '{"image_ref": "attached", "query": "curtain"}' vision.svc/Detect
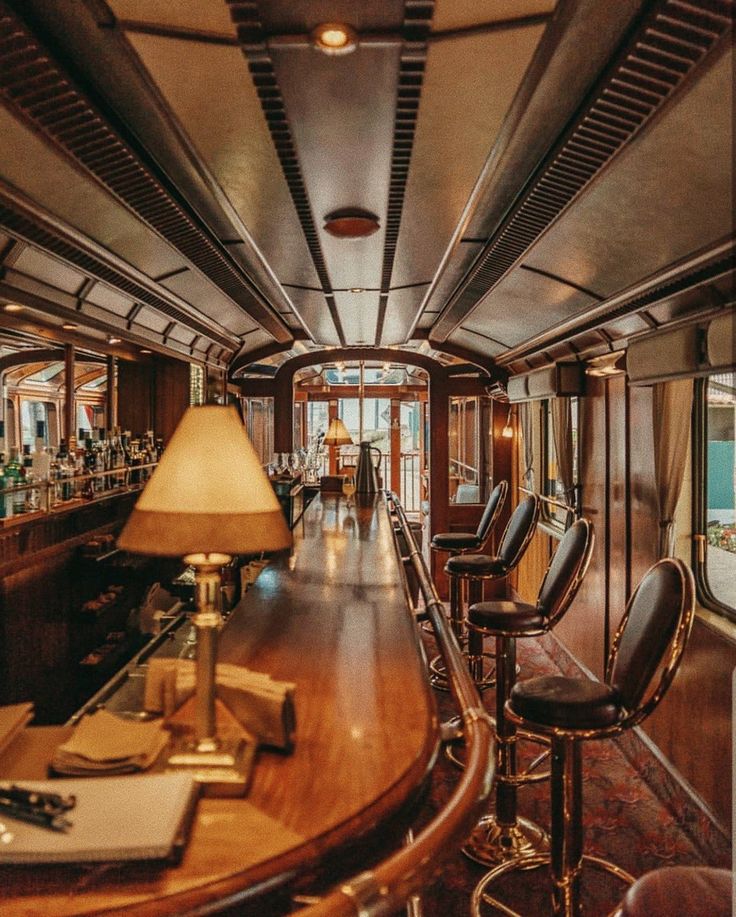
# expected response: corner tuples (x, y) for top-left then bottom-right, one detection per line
(652, 378), (693, 557)
(519, 401), (534, 490)
(551, 397), (575, 519)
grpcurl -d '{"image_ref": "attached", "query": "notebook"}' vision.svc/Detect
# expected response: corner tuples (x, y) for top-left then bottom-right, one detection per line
(0, 773), (199, 864)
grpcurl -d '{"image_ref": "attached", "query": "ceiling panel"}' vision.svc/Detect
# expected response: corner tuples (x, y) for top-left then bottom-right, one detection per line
(12, 247), (84, 295)
(393, 24), (547, 292)
(521, 48), (733, 301)
(448, 326), (505, 358)
(432, 0), (555, 32)
(160, 270), (259, 334)
(0, 108), (185, 281)
(136, 307), (171, 334)
(258, 1), (405, 32)
(333, 291), (381, 345)
(273, 44), (399, 295)
(109, 0), (234, 33)
(287, 288), (341, 346)
(462, 268), (598, 347)
(125, 33), (320, 293)
(381, 286), (430, 345)
(85, 284), (135, 317)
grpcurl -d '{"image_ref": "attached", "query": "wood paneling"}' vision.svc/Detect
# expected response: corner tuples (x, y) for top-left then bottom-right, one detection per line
(643, 615), (735, 830)
(607, 374), (628, 655)
(117, 359), (153, 435)
(153, 357), (190, 442)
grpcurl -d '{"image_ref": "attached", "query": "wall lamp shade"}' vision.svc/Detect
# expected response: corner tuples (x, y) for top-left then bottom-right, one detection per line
(323, 417), (353, 447)
(118, 405), (291, 557)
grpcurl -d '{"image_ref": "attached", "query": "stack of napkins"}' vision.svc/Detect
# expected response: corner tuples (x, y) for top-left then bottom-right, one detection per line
(51, 709), (169, 775)
(144, 659), (296, 751)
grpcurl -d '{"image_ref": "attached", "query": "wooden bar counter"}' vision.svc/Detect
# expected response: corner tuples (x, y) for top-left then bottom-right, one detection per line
(0, 493), (440, 915)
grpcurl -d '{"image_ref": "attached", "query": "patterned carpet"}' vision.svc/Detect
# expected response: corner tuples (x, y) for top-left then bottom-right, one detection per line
(411, 628), (730, 917)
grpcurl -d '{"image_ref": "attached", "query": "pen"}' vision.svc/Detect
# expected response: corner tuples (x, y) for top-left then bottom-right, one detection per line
(0, 797), (73, 832)
(0, 784), (76, 812)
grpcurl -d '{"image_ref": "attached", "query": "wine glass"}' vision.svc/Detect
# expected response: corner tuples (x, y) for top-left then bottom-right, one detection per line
(342, 474), (356, 508)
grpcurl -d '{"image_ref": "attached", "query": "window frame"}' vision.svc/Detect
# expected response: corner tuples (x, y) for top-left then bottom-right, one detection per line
(540, 396), (580, 532)
(692, 375), (736, 622)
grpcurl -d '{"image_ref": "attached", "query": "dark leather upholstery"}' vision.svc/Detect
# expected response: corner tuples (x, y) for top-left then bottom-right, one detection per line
(431, 532), (481, 551)
(475, 480), (508, 543)
(609, 561), (689, 711)
(431, 480), (508, 553)
(468, 600), (545, 633)
(510, 674), (622, 729)
(445, 553), (507, 577)
(615, 866), (732, 917)
(497, 494), (540, 569)
(537, 518), (592, 622)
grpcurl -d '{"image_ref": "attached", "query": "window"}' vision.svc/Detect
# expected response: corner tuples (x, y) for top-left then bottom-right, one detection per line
(448, 395), (493, 504)
(695, 373), (736, 616)
(542, 397), (579, 529)
(242, 397), (274, 467)
(190, 364), (205, 405)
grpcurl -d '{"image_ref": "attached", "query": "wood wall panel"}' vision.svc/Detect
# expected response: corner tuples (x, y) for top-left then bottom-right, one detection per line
(554, 377), (608, 678)
(607, 375), (629, 655)
(628, 384), (658, 587)
(643, 615), (735, 830)
(117, 360), (153, 436)
(153, 358), (191, 442)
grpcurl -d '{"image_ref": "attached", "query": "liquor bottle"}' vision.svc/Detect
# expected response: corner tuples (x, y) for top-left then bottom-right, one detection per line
(0, 421), (5, 520)
(6, 447), (24, 516)
(32, 420), (51, 481)
(22, 447), (38, 512)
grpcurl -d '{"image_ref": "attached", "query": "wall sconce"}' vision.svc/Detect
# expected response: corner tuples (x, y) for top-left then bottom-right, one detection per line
(501, 408), (513, 438)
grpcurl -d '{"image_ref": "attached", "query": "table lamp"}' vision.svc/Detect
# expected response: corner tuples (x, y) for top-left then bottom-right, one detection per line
(117, 405), (291, 792)
(323, 416), (353, 473)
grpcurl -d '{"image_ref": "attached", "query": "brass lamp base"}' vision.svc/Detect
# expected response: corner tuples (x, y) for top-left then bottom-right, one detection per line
(166, 729), (256, 797)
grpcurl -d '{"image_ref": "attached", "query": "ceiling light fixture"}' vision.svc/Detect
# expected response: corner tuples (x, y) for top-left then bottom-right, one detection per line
(324, 208), (380, 239)
(501, 407), (514, 439)
(140, 348), (152, 354)
(311, 22), (357, 55)
(107, 335), (121, 345)
(61, 322), (78, 331)
(349, 288), (365, 293)
(3, 303), (23, 312)
(586, 351), (626, 377)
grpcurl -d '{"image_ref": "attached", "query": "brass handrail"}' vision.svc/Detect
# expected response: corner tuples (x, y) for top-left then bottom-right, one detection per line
(299, 494), (495, 917)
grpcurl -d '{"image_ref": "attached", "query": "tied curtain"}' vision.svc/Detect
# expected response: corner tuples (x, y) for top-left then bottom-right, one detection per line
(551, 397), (575, 523)
(652, 378), (693, 558)
(519, 401), (534, 490)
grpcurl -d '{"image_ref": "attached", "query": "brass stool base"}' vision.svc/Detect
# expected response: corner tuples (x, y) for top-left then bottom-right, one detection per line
(470, 852), (635, 917)
(445, 722), (550, 774)
(463, 815), (549, 868)
(429, 652), (495, 692)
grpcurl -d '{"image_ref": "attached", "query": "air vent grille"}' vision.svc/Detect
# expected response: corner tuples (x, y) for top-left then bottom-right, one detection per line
(0, 3), (280, 337)
(439, 0), (733, 337)
(0, 198), (236, 351)
(226, 0), (345, 345)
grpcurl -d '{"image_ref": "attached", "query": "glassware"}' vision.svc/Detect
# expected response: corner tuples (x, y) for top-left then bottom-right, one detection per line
(342, 474), (356, 507)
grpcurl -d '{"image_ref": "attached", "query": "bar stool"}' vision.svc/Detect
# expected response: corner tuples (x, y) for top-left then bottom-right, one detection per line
(461, 518), (594, 867)
(441, 494), (540, 690)
(429, 480), (508, 647)
(472, 558), (695, 917)
(612, 866), (732, 917)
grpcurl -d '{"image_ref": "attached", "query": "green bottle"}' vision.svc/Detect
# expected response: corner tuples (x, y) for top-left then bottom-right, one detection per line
(0, 420), (5, 519)
(5, 447), (22, 516)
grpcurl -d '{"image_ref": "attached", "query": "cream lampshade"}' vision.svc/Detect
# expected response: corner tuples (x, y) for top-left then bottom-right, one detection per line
(322, 416), (353, 446)
(118, 404), (291, 793)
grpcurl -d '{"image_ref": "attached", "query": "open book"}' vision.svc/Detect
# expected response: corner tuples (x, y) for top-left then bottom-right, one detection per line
(0, 773), (198, 864)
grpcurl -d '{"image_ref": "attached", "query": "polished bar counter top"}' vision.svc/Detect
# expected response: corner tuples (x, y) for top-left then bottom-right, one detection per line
(0, 493), (439, 915)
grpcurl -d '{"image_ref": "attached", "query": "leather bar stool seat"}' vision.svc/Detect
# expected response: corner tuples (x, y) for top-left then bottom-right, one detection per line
(446, 553), (508, 578)
(467, 600), (545, 632)
(510, 675), (622, 730)
(431, 531), (485, 551)
(613, 866), (731, 917)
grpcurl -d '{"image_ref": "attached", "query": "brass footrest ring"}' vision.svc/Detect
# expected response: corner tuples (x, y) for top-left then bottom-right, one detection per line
(463, 815), (549, 868)
(470, 852), (635, 917)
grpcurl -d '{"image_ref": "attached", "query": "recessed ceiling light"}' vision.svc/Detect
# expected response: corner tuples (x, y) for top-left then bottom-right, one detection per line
(140, 348), (152, 354)
(107, 335), (121, 344)
(3, 303), (23, 312)
(349, 288), (365, 293)
(62, 322), (78, 330)
(311, 22), (357, 55)
(324, 208), (380, 238)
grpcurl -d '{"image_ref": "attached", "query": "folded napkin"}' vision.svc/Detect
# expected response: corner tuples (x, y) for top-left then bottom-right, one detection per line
(51, 709), (168, 776)
(144, 659), (296, 751)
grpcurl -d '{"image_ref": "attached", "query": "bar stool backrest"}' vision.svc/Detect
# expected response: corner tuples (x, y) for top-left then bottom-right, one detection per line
(606, 558), (695, 721)
(474, 480), (509, 545)
(537, 517), (594, 625)
(497, 494), (540, 572)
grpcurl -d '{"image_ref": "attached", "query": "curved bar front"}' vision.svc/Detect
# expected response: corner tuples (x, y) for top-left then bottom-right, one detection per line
(0, 493), (440, 915)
